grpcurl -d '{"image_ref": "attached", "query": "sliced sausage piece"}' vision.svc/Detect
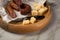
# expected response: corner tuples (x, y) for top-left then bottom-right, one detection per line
(13, 0), (22, 6)
(20, 3), (31, 15)
(5, 4), (17, 18)
(10, 1), (20, 11)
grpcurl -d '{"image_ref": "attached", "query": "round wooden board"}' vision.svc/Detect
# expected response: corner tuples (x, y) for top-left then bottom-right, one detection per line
(0, 5), (52, 34)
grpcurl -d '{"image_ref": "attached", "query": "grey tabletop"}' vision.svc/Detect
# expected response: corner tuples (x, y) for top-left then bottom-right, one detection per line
(0, 0), (60, 40)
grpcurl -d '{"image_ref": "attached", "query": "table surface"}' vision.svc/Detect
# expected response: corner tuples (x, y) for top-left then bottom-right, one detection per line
(0, 0), (60, 40)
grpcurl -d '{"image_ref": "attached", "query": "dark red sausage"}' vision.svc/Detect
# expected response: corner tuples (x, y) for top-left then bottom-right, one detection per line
(20, 3), (31, 15)
(13, 0), (22, 6)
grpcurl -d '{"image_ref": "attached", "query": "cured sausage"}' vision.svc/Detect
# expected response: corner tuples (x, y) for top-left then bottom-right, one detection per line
(10, 1), (19, 11)
(13, 0), (22, 6)
(20, 3), (31, 15)
(5, 4), (17, 18)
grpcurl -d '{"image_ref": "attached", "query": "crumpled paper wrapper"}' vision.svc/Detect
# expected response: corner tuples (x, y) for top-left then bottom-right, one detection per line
(0, 0), (46, 23)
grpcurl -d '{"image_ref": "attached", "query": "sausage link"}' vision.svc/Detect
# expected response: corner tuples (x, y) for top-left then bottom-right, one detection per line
(19, 3), (31, 15)
(10, 1), (19, 11)
(5, 4), (17, 18)
(13, 0), (22, 6)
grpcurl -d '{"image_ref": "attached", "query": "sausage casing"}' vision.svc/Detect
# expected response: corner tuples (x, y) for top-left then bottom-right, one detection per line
(10, 1), (19, 11)
(5, 4), (17, 18)
(13, 0), (22, 6)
